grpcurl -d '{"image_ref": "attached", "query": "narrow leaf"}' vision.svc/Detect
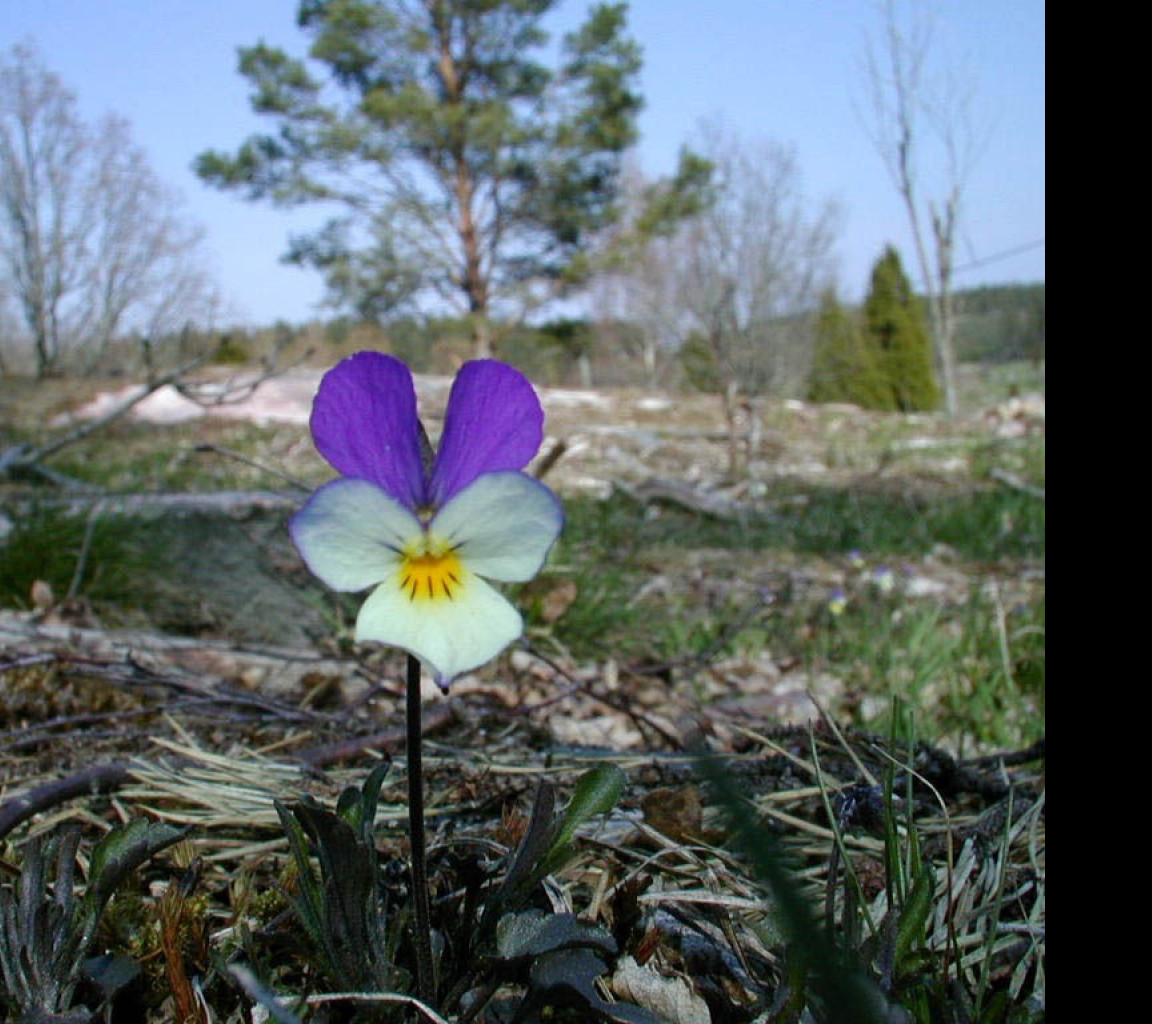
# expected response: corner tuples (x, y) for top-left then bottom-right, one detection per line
(273, 800), (328, 950)
(543, 764), (625, 873)
(85, 819), (186, 912)
(501, 781), (557, 896)
(895, 863), (936, 970)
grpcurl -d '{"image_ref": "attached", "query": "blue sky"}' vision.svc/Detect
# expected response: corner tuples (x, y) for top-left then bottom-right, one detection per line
(5, 0), (1044, 327)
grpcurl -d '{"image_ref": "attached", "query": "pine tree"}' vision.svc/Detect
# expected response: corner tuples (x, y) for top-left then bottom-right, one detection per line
(863, 246), (940, 411)
(807, 288), (890, 408)
(196, 1), (704, 359)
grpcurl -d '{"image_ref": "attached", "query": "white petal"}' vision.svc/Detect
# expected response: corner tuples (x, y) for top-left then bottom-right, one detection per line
(356, 568), (523, 684)
(290, 477), (422, 591)
(430, 472), (563, 582)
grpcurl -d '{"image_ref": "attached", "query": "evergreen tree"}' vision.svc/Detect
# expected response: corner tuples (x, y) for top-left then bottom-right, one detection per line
(863, 246), (940, 411)
(807, 288), (889, 408)
(196, 1), (703, 358)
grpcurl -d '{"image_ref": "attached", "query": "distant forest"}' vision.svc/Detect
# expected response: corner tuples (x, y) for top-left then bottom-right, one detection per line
(952, 282), (1045, 364)
(28, 280), (1043, 389)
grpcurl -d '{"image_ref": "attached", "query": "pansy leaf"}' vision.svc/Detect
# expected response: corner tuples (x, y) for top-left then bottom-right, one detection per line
(290, 803), (375, 956)
(477, 782), (559, 942)
(83, 953), (142, 1003)
(500, 781), (558, 896)
(273, 800), (329, 959)
(495, 910), (617, 963)
(275, 794), (391, 993)
(539, 764), (626, 876)
(484, 766), (626, 941)
(334, 761), (390, 841)
(85, 819), (186, 914)
(526, 947), (669, 1024)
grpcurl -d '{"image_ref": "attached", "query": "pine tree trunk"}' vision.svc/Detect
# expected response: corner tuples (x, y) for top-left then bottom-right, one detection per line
(471, 315), (493, 360)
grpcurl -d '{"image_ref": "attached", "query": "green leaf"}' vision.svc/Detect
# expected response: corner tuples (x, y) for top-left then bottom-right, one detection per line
(85, 819), (186, 913)
(542, 763), (625, 873)
(499, 781), (558, 897)
(0, 824), (181, 1018)
(334, 759), (389, 839)
(83, 953), (142, 1001)
(495, 910), (617, 963)
(528, 945), (608, 1000)
(485, 768), (626, 938)
(358, 760), (391, 836)
(291, 801), (376, 950)
(895, 863), (936, 971)
(272, 800), (328, 952)
(274, 782), (394, 994)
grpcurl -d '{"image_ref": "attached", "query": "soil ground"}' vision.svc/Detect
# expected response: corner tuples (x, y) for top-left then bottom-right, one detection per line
(0, 365), (1046, 1021)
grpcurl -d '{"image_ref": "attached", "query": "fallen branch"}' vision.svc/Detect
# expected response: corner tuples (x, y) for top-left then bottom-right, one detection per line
(613, 476), (746, 521)
(0, 488), (299, 518)
(192, 443), (313, 492)
(0, 610), (351, 702)
(532, 438), (569, 481)
(295, 703), (456, 768)
(0, 762), (133, 842)
(990, 467), (1045, 500)
(1, 337), (313, 486)
(4, 349), (218, 480)
(174, 343), (313, 409)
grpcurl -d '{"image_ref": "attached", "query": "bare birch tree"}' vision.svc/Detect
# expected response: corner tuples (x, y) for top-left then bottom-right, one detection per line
(0, 45), (86, 375)
(598, 128), (839, 473)
(685, 131), (839, 387)
(0, 44), (218, 376)
(595, 134), (839, 398)
(860, 0), (986, 416)
(78, 114), (221, 372)
(589, 163), (691, 388)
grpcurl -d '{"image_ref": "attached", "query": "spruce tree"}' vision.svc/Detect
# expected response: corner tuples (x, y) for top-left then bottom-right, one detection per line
(863, 246), (940, 412)
(807, 288), (889, 408)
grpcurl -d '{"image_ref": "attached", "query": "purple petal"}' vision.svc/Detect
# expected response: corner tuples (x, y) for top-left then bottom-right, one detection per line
(430, 360), (545, 506)
(309, 352), (426, 508)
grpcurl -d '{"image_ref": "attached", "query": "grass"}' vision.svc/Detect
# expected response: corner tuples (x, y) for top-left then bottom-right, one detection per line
(804, 586), (1045, 753)
(0, 718), (1044, 1023)
(0, 507), (153, 613)
(1, 433), (1045, 751)
(1, 377), (1045, 749)
(49, 419), (308, 493)
(543, 463), (1044, 752)
(562, 476), (1044, 561)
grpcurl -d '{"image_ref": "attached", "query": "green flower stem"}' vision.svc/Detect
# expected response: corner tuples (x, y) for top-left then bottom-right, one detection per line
(406, 653), (435, 1006)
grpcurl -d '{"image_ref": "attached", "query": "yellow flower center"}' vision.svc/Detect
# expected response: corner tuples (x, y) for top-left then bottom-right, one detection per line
(398, 539), (464, 602)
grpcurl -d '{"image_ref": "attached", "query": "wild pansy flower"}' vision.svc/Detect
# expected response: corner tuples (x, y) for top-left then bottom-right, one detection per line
(290, 352), (563, 688)
(827, 587), (848, 617)
(871, 566), (896, 593)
